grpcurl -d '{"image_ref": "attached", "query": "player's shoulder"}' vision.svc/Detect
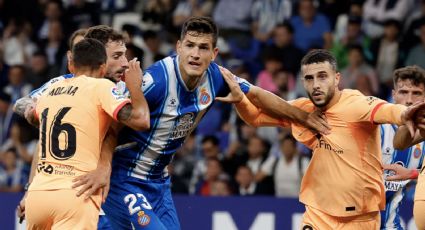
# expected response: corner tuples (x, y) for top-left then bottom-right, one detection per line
(289, 97), (313, 110)
(341, 89), (384, 104)
(30, 74), (74, 98)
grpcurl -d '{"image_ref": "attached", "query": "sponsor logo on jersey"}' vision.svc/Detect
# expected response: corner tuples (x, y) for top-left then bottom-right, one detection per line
(137, 211), (150, 226)
(169, 113), (195, 140)
(199, 88), (211, 105)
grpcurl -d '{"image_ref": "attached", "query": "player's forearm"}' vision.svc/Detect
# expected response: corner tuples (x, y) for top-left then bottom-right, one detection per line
(235, 95), (287, 127)
(373, 103), (406, 126)
(122, 85), (150, 130)
(13, 96), (34, 117)
(98, 128), (117, 170)
(394, 125), (424, 150)
(246, 86), (307, 123)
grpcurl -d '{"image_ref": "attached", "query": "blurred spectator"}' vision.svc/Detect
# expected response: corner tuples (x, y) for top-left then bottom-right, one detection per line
(213, 0), (254, 40)
(235, 165), (259, 196)
(273, 69), (297, 100)
(369, 19), (404, 87)
(354, 73), (375, 96)
(0, 148), (27, 192)
(140, 0), (177, 33)
(405, 23), (425, 69)
(38, 19), (67, 70)
(251, 0), (292, 42)
(27, 51), (55, 88)
(403, 1), (425, 51)
(317, 0), (350, 30)
(256, 51), (282, 93)
(363, 0), (414, 38)
(0, 91), (13, 146)
(173, 0), (216, 28)
(139, 30), (169, 69)
(170, 133), (196, 194)
(2, 19), (37, 66)
(290, 0), (332, 52)
(1, 119), (37, 165)
(334, 0), (364, 42)
(340, 45), (379, 95)
(65, 0), (100, 33)
(261, 22), (304, 76)
(257, 135), (310, 197)
(195, 158), (229, 196)
(331, 15), (371, 69)
(37, 0), (64, 41)
(190, 136), (223, 194)
(210, 179), (232, 196)
(3, 65), (32, 103)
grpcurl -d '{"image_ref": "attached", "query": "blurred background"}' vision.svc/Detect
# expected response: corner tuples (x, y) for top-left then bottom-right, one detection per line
(0, 0), (422, 229)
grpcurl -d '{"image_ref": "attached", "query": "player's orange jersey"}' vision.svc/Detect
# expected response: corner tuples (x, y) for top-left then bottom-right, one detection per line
(30, 75), (129, 192)
(236, 89), (406, 217)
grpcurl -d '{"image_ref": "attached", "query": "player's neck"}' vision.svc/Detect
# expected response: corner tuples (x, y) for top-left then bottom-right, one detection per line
(74, 69), (104, 79)
(320, 89), (342, 111)
(180, 70), (203, 91)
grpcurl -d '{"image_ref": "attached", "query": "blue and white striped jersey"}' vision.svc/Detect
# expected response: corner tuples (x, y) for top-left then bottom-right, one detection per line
(28, 74), (74, 99)
(380, 124), (425, 229)
(112, 55), (250, 181)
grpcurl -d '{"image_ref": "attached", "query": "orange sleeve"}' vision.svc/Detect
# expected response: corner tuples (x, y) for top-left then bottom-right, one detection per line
(372, 103), (406, 126)
(97, 80), (131, 121)
(235, 95), (290, 127)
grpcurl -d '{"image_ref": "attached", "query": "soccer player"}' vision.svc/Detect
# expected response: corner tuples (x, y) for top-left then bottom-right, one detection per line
(379, 66), (425, 230)
(16, 18), (330, 229)
(99, 17), (329, 230)
(15, 26), (129, 229)
(220, 49), (425, 229)
(25, 38), (150, 229)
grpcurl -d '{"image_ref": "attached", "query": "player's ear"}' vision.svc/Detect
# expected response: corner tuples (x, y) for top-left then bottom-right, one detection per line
(176, 40), (182, 54)
(212, 47), (218, 61)
(68, 59), (75, 74)
(99, 63), (107, 78)
(335, 72), (341, 86)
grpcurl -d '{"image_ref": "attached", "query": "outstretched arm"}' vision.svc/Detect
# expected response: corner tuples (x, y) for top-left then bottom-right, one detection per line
(217, 67), (330, 134)
(384, 164), (419, 180)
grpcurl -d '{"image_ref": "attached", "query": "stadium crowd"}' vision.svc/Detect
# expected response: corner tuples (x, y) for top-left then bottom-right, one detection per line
(0, 0), (423, 199)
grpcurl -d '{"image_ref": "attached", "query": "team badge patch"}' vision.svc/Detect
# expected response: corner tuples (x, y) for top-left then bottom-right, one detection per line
(199, 88), (211, 105)
(414, 146), (422, 158)
(111, 86), (126, 100)
(137, 211), (150, 226)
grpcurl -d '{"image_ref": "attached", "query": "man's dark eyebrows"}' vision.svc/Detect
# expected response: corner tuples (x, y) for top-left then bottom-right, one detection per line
(317, 71), (327, 75)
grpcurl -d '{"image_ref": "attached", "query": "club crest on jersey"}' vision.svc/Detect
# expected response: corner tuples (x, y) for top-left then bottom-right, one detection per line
(111, 86), (126, 100)
(137, 211), (150, 226)
(199, 88), (211, 105)
(414, 146), (422, 158)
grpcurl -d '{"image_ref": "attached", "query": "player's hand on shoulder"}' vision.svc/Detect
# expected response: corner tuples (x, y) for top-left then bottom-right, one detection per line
(124, 58), (143, 90)
(216, 66), (244, 103)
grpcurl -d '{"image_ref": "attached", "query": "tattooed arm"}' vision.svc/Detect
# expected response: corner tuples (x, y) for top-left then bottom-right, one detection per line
(14, 96), (39, 127)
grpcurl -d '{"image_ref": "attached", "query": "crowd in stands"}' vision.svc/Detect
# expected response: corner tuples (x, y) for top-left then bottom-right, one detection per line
(0, 0), (423, 198)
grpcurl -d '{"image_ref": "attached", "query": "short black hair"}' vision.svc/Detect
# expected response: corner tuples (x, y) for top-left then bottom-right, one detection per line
(181, 16), (218, 47)
(72, 38), (107, 70)
(301, 49), (338, 72)
(276, 22), (294, 34)
(393, 66), (425, 88)
(85, 25), (125, 46)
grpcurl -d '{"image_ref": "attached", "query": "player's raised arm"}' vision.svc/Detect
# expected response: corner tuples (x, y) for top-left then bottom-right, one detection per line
(116, 58), (150, 131)
(218, 67), (330, 134)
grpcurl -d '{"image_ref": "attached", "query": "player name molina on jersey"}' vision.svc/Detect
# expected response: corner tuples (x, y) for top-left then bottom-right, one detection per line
(47, 85), (79, 97)
(169, 113), (195, 140)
